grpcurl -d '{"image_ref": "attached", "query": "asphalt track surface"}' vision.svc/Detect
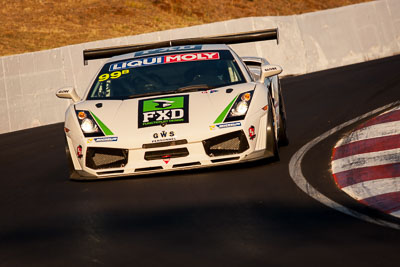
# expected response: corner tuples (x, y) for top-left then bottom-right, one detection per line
(1, 55), (400, 267)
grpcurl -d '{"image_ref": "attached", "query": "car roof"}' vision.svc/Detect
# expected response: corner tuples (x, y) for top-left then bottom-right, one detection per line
(105, 44), (232, 64)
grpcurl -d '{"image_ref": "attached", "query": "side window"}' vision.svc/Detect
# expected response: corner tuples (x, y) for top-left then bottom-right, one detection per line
(231, 50), (254, 81)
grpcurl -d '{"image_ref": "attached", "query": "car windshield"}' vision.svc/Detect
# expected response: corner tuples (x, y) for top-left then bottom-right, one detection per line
(87, 50), (245, 100)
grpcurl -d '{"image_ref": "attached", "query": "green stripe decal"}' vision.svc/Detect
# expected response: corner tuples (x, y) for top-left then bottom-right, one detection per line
(90, 111), (114, 136)
(213, 95), (238, 124)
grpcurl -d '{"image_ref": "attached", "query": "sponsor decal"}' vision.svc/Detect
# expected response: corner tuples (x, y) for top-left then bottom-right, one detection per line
(134, 45), (202, 57)
(153, 100), (174, 108)
(87, 137), (118, 143)
(77, 145), (83, 159)
(249, 126), (256, 140)
(210, 122), (241, 130)
(153, 130), (175, 139)
(138, 95), (189, 128)
(152, 131), (176, 143)
(153, 138), (176, 143)
(264, 66), (278, 71)
(94, 137), (118, 142)
(201, 89), (219, 94)
(109, 52), (220, 71)
(216, 122), (241, 129)
(162, 155), (171, 164)
(58, 89), (70, 94)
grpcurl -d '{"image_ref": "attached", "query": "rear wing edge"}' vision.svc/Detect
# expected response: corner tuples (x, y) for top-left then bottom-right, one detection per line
(83, 28), (279, 65)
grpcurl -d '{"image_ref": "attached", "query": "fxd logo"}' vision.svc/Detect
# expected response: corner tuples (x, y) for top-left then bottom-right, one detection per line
(138, 95), (189, 128)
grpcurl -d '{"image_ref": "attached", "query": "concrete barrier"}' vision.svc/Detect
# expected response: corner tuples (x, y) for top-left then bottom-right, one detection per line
(0, 0), (399, 134)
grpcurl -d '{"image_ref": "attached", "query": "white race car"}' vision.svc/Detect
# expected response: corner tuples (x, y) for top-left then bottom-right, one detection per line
(56, 29), (288, 180)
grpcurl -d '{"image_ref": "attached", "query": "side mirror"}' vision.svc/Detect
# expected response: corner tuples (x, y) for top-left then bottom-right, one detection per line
(258, 64), (283, 82)
(56, 87), (80, 103)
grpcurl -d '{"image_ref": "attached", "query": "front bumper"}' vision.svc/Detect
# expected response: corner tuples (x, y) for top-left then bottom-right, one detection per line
(70, 132), (268, 180)
(66, 110), (272, 180)
(75, 129), (265, 179)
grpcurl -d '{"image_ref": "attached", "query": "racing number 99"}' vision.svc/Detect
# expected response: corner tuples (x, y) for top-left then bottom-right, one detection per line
(98, 70), (129, 81)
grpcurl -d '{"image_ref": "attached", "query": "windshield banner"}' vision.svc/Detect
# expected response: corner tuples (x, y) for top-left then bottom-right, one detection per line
(109, 52), (220, 71)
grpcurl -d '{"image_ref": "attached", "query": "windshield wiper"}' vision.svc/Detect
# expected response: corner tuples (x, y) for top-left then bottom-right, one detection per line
(175, 84), (214, 93)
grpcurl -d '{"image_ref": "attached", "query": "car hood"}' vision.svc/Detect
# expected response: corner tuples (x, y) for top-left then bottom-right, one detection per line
(75, 83), (256, 148)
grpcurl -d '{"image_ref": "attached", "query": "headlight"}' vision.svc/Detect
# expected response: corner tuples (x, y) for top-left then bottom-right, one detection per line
(230, 101), (248, 116)
(75, 110), (104, 137)
(81, 118), (99, 133)
(225, 91), (253, 121)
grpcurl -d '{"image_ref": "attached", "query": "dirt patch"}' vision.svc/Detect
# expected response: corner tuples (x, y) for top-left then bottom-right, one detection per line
(0, 0), (371, 56)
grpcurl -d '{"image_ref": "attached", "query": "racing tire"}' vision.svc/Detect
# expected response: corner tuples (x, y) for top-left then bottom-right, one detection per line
(277, 81), (289, 146)
(266, 104), (280, 161)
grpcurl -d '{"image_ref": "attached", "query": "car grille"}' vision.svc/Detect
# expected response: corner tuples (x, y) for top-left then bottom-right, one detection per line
(86, 147), (128, 170)
(142, 139), (188, 149)
(203, 130), (249, 157)
(144, 148), (189, 161)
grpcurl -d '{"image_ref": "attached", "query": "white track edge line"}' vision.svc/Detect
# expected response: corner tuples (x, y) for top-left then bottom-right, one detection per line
(288, 101), (400, 230)
(390, 210), (400, 219)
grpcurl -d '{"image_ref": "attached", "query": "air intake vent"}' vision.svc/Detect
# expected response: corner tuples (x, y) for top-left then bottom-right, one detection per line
(86, 147), (128, 170)
(203, 130), (249, 157)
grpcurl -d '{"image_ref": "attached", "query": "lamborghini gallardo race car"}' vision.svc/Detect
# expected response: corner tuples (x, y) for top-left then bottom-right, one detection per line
(56, 28), (288, 180)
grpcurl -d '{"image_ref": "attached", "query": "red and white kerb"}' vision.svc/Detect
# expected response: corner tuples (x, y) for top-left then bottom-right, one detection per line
(331, 106), (400, 218)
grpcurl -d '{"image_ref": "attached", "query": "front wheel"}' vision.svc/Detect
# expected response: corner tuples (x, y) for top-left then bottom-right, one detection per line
(277, 110), (289, 146)
(277, 81), (289, 146)
(266, 105), (280, 161)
